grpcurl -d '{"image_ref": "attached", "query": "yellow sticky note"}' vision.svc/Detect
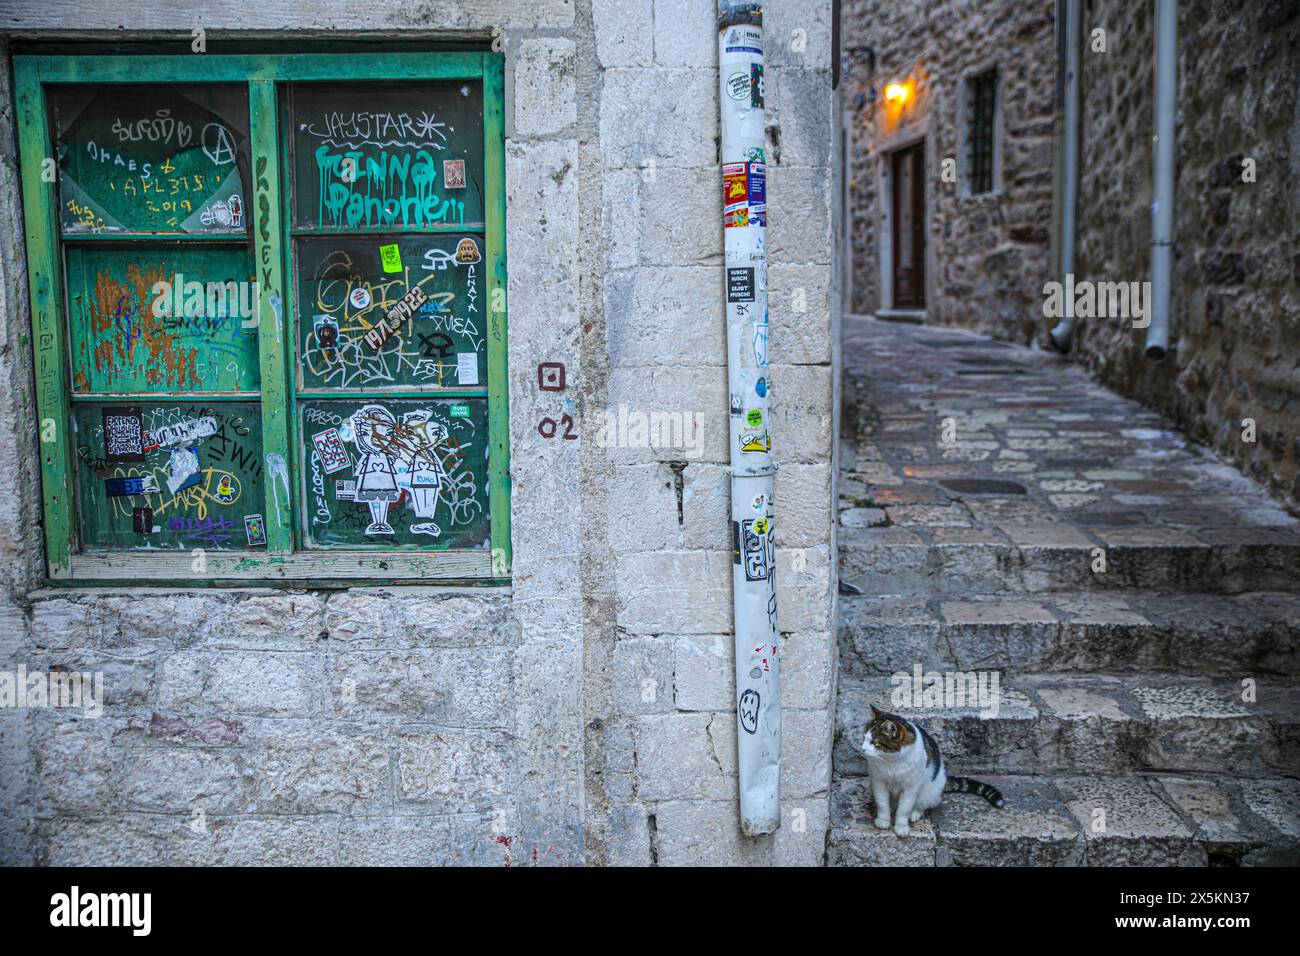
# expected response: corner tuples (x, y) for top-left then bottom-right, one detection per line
(379, 244), (402, 273)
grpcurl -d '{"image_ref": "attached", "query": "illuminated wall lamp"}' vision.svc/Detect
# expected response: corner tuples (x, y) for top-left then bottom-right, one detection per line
(884, 82), (910, 104)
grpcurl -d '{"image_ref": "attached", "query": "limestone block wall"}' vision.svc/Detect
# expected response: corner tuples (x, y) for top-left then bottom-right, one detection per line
(586, 0), (836, 866)
(1070, 0), (1300, 512)
(0, 0), (837, 866)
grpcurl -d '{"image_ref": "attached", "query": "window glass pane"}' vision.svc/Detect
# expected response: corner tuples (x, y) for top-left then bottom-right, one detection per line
(289, 81), (485, 230)
(51, 85), (250, 234)
(299, 398), (490, 549)
(296, 233), (486, 390)
(65, 245), (260, 394)
(969, 71), (996, 195)
(73, 401), (265, 551)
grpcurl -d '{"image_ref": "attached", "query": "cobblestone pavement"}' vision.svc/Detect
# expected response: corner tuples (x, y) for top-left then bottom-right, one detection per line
(839, 316), (1300, 554)
(830, 315), (1300, 866)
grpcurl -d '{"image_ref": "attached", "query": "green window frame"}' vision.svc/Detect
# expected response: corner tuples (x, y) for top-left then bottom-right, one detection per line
(15, 52), (510, 585)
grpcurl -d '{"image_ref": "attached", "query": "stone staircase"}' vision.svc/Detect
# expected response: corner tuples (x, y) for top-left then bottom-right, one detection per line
(829, 316), (1300, 866)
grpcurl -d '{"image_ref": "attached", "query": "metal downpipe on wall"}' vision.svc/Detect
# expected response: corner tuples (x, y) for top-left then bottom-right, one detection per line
(1147, 0), (1178, 360)
(1049, 0), (1082, 351)
(718, 0), (781, 835)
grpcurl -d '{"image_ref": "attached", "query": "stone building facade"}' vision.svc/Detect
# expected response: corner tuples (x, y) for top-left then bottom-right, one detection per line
(842, 0), (1300, 513)
(0, 1), (838, 866)
(841, 0), (1058, 342)
(1070, 0), (1300, 512)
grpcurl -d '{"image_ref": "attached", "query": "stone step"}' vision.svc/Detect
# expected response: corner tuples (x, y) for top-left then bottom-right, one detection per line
(837, 524), (1300, 596)
(839, 591), (1300, 678)
(826, 773), (1300, 867)
(834, 674), (1300, 778)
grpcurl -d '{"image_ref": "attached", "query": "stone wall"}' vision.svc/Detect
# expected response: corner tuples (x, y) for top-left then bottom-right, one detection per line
(0, 1), (836, 866)
(584, 0), (836, 866)
(841, 0), (1057, 342)
(1071, 0), (1300, 512)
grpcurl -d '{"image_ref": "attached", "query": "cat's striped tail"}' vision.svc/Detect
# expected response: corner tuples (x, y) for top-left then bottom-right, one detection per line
(946, 776), (1005, 808)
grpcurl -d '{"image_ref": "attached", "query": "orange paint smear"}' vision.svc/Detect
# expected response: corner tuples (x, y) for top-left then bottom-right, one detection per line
(88, 263), (202, 390)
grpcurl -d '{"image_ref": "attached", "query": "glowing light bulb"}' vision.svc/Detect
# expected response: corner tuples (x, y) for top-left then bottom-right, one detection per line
(884, 82), (909, 103)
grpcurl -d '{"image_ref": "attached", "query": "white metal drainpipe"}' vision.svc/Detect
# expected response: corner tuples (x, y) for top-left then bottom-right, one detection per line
(718, 0), (781, 835)
(1147, 0), (1178, 359)
(1050, 0), (1082, 350)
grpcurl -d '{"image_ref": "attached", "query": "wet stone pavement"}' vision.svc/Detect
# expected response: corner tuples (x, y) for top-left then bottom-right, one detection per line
(838, 317), (1300, 557)
(830, 315), (1300, 866)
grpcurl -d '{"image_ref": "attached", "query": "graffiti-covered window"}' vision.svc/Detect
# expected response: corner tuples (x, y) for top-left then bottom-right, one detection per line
(288, 82), (492, 551)
(15, 53), (509, 584)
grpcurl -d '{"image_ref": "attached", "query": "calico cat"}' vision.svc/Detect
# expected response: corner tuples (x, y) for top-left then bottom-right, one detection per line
(861, 704), (1005, 836)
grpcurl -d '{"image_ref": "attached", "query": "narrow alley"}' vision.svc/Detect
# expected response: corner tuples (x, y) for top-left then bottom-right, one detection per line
(831, 315), (1300, 866)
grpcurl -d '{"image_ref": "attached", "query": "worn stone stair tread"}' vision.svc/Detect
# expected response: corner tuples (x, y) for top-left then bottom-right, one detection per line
(838, 590), (1300, 676)
(837, 523), (1300, 595)
(826, 773), (1300, 866)
(832, 317), (1300, 866)
(834, 673), (1300, 777)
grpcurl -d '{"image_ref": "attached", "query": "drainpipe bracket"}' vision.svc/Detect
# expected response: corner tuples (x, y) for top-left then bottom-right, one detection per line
(726, 464), (779, 478)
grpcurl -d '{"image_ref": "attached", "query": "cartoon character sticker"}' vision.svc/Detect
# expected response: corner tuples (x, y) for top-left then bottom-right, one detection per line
(455, 237), (481, 264)
(351, 404), (401, 535)
(213, 473), (238, 504)
(342, 404), (457, 538)
(398, 409), (450, 537)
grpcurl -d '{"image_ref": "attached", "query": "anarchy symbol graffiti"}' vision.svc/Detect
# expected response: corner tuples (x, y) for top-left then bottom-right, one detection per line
(202, 123), (236, 166)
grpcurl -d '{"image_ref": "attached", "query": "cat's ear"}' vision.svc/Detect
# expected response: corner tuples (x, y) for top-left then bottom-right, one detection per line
(869, 704), (882, 721)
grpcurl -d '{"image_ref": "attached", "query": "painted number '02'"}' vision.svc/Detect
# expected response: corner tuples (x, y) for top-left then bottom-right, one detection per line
(537, 415), (577, 440)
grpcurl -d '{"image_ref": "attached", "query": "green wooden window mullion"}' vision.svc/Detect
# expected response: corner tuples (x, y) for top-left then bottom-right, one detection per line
(249, 79), (294, 554)
(15, 57), (78, 575)
(484, 52), (511, 576)
(28, 53), (487, 85)
(288, 226), (485, 237)
(295, 389), (489, 401)
(68, 393), (258, 402)
(278, 86), (302, 550)
(61, 232), (249, 243)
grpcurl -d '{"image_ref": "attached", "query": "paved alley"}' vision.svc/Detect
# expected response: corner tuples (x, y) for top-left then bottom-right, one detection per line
(831, 315), (1300, 866)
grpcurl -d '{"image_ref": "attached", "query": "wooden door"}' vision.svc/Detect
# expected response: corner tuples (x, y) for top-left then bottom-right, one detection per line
(891, 142), (926, 309)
